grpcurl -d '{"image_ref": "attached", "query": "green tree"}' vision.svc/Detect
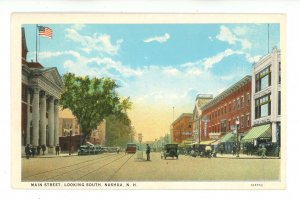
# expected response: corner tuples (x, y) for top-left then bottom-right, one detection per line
(60, 73), (132, 144)
(105, 115), (134, 147)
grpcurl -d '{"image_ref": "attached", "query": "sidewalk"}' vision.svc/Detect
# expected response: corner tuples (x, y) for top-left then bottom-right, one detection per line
(21, 152), (77, 158)
(216, 153), (280, 159)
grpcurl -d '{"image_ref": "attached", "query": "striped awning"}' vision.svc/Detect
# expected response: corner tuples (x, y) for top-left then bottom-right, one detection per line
(220, 132), (235, 143)
(241, 124), (271, 143)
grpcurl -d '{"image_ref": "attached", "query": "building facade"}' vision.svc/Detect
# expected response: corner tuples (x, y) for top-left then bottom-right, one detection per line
(200, 76), (252, 144)
(58, 108), (106, 151)
(246, 48), (281, 149)
(170, 113), (193, 144)
(21, 28), (64, 153)
(192, 94), (213, 143)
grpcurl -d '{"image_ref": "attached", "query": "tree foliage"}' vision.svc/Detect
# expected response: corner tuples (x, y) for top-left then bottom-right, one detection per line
(105, 115), (135, 147)
(60, 73), (132, 144)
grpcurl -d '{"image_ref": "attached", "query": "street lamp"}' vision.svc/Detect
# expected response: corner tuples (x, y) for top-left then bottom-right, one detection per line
(235, 118), (240, 158)
(69, 124), (72, 155)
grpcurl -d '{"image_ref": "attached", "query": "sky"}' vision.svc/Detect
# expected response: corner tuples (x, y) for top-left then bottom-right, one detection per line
(22, 23), (280, 141)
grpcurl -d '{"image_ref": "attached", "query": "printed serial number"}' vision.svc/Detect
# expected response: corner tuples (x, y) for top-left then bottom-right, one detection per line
(251, 183), (264, 187)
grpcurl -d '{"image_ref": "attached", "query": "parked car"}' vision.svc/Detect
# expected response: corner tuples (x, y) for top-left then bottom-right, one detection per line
(78, 145), (90, 155)
(162, 144), (179, 159)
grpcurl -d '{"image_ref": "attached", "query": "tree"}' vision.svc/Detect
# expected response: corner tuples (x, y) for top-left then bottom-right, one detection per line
(60, 73), (132, 144)
(105, 114), (134, 147)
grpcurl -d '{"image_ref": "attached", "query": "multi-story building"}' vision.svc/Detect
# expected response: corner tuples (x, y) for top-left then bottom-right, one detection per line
(21, 28), (64, 154)
(170, 113), (193, 144)
(192, 94), (213, 143)
(59, 108), (106, 151)
(242, 48), (281, 151)
(200, 76), (252, 146)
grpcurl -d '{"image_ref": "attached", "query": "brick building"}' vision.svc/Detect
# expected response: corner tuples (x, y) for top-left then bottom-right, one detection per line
(59, 108), (106, 152)
(192, 94), (213, 143)
(200, 76), (252, 146)
(170, 113), (193, 144)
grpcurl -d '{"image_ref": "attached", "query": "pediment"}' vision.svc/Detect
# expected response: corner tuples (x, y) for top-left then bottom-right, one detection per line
(41, 68), (64, 89)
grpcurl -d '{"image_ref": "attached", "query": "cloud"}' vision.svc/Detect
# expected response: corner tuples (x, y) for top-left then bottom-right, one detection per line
(72, 24), (85, 31)
(216, 25), (252, 50)
(163, 67), (181, 76)
(245, 53), (262, 63)
(203, 49), (243, 70)
(64, 27), (123, 55)
(144, 33), (170, 43)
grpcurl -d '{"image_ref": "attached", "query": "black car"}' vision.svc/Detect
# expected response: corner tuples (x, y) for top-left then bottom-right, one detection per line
(162, 144), (179, 159)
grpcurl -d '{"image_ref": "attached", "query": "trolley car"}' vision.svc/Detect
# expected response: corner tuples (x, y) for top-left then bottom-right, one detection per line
(125, 143), (137, 154)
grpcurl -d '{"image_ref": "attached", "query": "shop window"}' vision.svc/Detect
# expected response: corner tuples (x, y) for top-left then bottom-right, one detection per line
(255, 94), (271, 119)
(255, 66), (271, 92)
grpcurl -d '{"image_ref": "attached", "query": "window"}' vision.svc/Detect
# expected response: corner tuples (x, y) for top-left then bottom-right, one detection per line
(278, 91), (281, 115)
(255, 66), (271, 92)
(241, 96), (244, 108)
(237, 98), (240, 110)
(241, 116), (244, 128)
(221, 120), (227, 133)
(255, 94), (271, 119)
(233, 100), (236, 110)
(278, 62), (281, 84)
(246, 114), (250, 127)
(247, 93), (250, 106)
(229, 103), (231, 112)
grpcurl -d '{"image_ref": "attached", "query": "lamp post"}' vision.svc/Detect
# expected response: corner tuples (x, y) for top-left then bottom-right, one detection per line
(235, 118), (240, 158)
(69, 123), (72, 155)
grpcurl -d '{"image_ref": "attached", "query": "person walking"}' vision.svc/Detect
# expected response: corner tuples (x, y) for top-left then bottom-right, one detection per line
(261, 145), (267, 159)
(146, 144), (151, 161)
(25, 144), (31, 159)
(31, 145), (36, 157)
(37, 145), (41, 155)
(55, 144), (60, 155)
(205, 145), (212, 158)
(41, 144), (46, 155)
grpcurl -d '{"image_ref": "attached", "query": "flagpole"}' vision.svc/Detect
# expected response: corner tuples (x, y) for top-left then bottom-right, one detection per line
(36, 24), (38, 62)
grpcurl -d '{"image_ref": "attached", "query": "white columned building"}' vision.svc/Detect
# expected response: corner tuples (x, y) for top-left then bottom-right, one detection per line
(250, 47), (281, 149)
(21, 27), (64, 154)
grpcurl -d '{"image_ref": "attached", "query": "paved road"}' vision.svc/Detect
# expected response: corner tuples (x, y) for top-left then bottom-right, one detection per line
(22, 152), (280, 182)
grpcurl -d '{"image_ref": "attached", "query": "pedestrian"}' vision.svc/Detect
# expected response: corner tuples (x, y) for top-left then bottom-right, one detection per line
(205, 145), (212, 158)
(261, 145), (267, 159)
(232, 144), (236, 156)
(146, 144), (151, 161)
(219, 144), (224, 156)
(55, 144), (60, 155)
(41, 144), (46, 155)
(37, 145), (41, 155)
(31, 145), (36, 157)
(25, 144), (31, 159)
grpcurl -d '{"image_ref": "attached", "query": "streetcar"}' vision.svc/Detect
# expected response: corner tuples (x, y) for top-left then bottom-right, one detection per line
(125, 143), (137, 154)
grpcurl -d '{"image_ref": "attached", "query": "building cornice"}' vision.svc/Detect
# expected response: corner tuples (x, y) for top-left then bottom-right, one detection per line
(201, 75), (252, 111)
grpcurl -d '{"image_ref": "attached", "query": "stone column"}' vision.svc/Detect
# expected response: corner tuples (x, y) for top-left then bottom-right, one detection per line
(48, 96), (54, 147)
(32, 87), (40, 146)
(54, 99), (59, 146)
(26, 89), (31, 145)
(40, 91), (47, 146)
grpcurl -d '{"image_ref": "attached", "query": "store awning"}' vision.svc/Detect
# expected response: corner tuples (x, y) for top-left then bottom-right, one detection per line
(200, 140), (216, 145)
(211, 140), (220, 145)
(86, 141), (94, 146)
(241, 124), (271, 143)
(220, 133), (235, 143)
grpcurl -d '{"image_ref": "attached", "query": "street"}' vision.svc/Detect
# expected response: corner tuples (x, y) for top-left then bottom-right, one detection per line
(22, 152), (280, 182)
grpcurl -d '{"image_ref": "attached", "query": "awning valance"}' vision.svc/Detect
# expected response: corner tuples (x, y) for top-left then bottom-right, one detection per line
(220, 133), (235, 143)
(241, 124), (271, 143)
(200, 140), (216, 145)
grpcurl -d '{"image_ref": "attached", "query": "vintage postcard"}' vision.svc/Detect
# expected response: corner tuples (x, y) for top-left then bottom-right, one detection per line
(11, 13), (286, 189)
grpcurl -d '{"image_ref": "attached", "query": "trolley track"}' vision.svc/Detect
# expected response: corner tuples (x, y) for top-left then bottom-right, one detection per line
(22, 153), (119, 181)
(73, 153), (135, 181)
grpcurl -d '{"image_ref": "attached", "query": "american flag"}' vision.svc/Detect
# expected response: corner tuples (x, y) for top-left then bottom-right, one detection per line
(38, 26), (52, 38)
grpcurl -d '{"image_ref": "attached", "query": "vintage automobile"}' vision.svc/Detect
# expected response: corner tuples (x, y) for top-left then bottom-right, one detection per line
(162, 144), (179, 159)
